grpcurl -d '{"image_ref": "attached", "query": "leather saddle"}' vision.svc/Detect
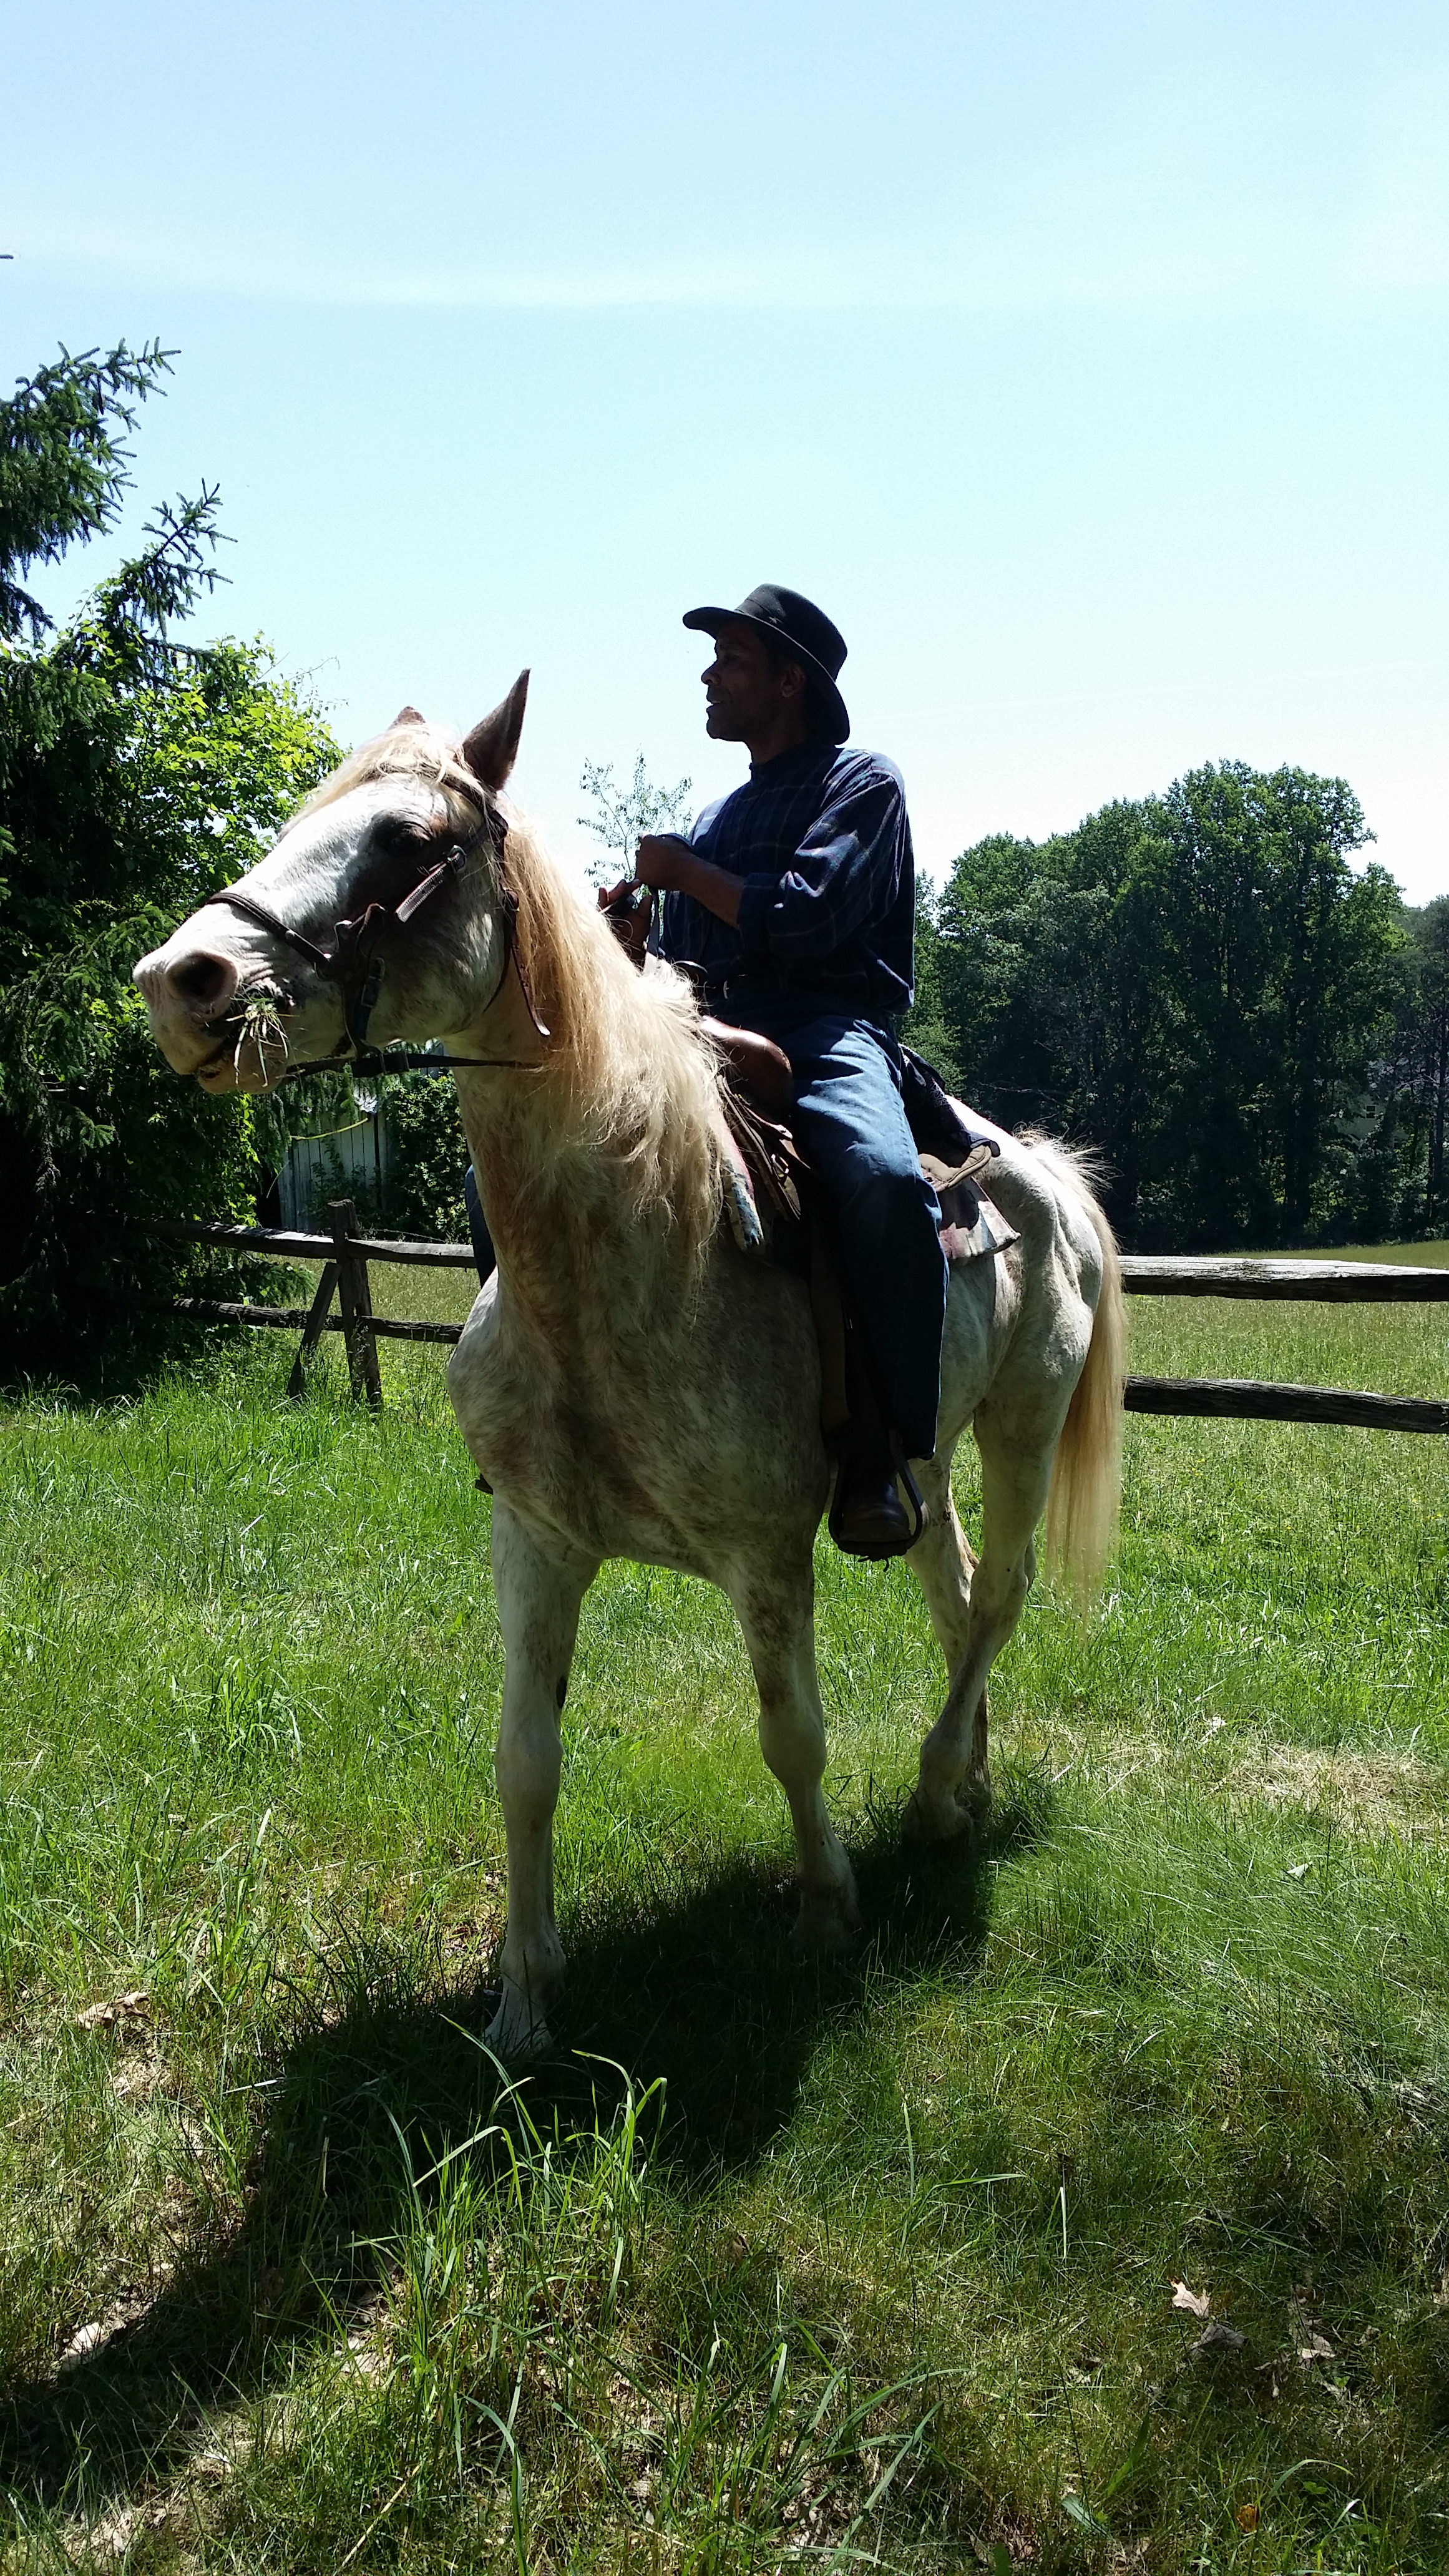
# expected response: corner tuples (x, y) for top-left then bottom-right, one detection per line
(702, 1017), (1018, 1549)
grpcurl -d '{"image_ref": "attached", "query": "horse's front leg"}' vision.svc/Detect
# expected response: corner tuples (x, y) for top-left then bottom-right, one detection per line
(729, 1564), (860, 1950)
(485, 1503), (598, 2058)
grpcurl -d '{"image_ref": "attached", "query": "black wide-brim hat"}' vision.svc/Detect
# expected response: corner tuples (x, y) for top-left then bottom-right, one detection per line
(683, 583), (850, 744)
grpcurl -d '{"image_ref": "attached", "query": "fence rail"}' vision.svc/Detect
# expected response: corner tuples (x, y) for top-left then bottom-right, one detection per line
(1123, 1376), (1448, 1435)
(145, 1211), (1449, 1431)
(163, 1297), (461, 1346)
(149, 1217), (476, 1269)
(1119, 1255), (1449, 1302)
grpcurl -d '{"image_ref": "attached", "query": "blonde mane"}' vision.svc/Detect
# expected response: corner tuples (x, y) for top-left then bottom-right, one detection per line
(296, 721), (726, 1265)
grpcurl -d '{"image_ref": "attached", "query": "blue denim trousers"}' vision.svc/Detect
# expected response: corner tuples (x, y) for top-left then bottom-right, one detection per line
(718, 988), (947, 1459)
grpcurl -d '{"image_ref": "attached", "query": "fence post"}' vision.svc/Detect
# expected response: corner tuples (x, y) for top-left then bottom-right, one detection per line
(328, 1199), (383, 1409)
(286, 1260), (338, 1402)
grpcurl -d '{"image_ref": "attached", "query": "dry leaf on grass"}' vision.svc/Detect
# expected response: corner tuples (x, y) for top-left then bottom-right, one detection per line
(1188, 2320), (1245, 2360)
(74, 1990), (150, 2032)
(1171, 2280), (1211, 2316)
(1236, 2502), (1261, 2530)
(59, 2277), (167, 2373)
(1288, 2293), (1334, 2361)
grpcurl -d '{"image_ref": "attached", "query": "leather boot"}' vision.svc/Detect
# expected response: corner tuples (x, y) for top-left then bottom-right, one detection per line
(831, 1448), (926, 1560)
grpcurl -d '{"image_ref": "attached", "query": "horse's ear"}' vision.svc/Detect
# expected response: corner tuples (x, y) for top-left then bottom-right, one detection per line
(461, 670), (530, 790)
(391, 704), (425, 727)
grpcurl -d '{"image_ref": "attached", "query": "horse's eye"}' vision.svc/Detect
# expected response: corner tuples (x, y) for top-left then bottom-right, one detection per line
(375, 815), (436, 859)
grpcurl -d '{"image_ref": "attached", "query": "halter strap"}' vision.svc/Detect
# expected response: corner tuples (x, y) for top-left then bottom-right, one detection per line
(201, 887), (336, 977)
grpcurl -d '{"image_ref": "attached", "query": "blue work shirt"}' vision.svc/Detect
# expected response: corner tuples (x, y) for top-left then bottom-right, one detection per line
(652, 739), (916, 1020)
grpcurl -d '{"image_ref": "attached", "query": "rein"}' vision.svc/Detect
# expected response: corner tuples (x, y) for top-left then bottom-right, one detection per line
(200, 785), (551, 1077)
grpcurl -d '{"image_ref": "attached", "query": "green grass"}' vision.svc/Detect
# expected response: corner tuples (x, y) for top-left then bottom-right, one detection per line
(1, 1274), (1447, 2570)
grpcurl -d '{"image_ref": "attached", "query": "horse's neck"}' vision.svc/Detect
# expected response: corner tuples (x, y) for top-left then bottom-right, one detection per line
(453, 1062), (585, 1255)
(444, 912), (715, 1342)
(451, 1061), (680, 1332)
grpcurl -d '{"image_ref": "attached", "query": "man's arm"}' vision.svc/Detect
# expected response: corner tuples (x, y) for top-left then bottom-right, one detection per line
(736, 764), (907, 964)
(631, 832), (743, 927)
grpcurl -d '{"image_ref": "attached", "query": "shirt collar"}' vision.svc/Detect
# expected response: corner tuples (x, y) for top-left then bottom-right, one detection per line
(747, 739), (836, 786)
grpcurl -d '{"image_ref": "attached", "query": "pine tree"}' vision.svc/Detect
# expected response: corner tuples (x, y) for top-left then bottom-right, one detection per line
(0, 343), (339, 1378)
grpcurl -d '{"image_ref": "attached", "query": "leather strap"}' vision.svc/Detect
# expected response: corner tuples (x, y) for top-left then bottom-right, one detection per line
(201, 887), (335, 977)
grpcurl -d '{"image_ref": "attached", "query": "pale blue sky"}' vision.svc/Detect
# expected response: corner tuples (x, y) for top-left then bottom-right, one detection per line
(5, 1), (1447, 896)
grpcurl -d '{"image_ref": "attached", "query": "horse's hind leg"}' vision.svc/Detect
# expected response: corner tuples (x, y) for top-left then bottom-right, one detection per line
(485, 1503), (598, 2058)
(905, 1446), (992, 1795)
(907, 1445), (977, 1680)
(905, 1413), (1051, 1843)
(729, 1566), (861, 1949)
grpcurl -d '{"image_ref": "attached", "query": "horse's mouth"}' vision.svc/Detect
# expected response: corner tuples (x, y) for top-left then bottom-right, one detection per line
(192, 989), (296, 1091)
(193, 1035), (280, 1094)
(194, 1043), (238, 1091)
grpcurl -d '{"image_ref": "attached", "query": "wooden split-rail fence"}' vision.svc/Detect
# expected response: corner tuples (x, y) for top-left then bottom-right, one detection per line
(147, 1205), (1449, 1435)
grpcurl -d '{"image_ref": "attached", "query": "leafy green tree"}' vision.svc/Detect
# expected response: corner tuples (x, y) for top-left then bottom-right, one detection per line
(1409, 898), (1449, 1232)
(1369, 897), (1449, 1239)
(935, 761), (1408, 1249)
(0, 343), (339, 1380)
(899, 883), (962, 1092)
(1149, 763), (1401, 1242)
(373, 1069), (470, 1241)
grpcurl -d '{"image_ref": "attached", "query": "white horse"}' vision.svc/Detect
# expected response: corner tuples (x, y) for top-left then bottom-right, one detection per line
(135, 679), (1126, 2056)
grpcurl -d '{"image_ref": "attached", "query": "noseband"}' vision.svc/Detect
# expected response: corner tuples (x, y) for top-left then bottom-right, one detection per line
(198, 786), (546, 1070)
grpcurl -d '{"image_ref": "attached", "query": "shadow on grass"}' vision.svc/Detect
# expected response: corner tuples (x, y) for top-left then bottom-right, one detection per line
(0, 1776), (1048, 2516)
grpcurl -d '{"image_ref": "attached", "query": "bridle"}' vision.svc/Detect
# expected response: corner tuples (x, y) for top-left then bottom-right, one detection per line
(198, 780), (549, 1076)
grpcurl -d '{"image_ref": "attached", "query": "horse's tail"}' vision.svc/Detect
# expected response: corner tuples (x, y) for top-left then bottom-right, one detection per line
(1028, 1137), (1126, 1601)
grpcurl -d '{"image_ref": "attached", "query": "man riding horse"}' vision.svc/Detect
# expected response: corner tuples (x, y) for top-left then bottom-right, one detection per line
(597, 585), (945, 1560)
(134, 630), (1121, 2055)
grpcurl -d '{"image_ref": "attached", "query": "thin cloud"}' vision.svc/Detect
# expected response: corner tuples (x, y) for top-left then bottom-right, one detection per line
(15, 205), (1449, 315)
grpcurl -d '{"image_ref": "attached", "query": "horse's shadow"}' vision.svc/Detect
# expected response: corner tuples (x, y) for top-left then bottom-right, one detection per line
(1, 1777), (1051, 2517)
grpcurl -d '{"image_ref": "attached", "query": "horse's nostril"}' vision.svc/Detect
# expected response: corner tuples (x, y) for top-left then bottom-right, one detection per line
(169, 951), (236, 1012)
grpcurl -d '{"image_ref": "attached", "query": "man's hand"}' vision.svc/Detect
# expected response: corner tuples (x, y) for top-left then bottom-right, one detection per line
(633, 832), (695, 891)
(595, 877), (654, 965)
(633, 833), (744, 929)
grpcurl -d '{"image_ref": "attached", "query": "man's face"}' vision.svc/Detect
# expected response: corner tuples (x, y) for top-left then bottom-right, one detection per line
(701, 620), (806, 740)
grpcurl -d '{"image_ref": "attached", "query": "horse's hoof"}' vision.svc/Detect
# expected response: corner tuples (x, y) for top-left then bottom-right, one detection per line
(484, 1986), (555, 2062)
(903, 1783), (980, 1846)
(791, 1886), (861, 1952)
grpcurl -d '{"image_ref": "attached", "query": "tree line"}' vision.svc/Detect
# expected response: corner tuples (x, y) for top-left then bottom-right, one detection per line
(905, 768), (1448, 1251)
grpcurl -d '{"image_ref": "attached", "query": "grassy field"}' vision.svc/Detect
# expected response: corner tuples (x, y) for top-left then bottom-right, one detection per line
(1, 1266), (1447, 2571)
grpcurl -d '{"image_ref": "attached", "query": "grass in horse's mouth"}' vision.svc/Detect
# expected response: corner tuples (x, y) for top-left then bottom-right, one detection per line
(200, 992), (290, 1087)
